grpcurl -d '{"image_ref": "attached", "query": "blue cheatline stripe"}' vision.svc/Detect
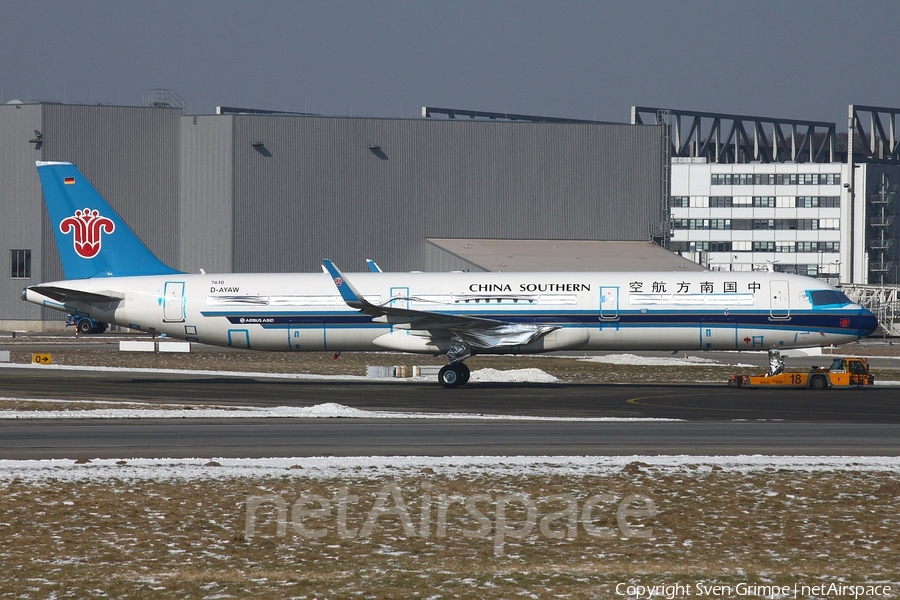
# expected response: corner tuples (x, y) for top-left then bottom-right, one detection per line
(200, 309), (867, 332)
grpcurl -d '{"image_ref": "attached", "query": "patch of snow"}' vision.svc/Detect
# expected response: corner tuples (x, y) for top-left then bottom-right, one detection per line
(578, 353), (755, 368)
(0, 455), (899, 483)
(0, 400), (675, 421)
(0, 362), (378, 381)
(469, 367), (558, 383)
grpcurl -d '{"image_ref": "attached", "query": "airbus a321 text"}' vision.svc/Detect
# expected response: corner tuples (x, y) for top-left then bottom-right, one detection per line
(23, 161), (878, 387)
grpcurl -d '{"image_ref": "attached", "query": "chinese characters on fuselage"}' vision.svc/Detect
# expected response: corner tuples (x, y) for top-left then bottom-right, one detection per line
(629, 281), (761, 294)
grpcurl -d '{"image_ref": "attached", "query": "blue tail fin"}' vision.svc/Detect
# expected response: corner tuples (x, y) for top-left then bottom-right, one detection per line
(36, 161), (182, 279)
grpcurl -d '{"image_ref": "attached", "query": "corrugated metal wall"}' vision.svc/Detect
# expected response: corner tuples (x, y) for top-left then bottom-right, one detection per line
(179, 115), (233, 273)
(0, 104), (45, 320)
(230, 116), (663, 273)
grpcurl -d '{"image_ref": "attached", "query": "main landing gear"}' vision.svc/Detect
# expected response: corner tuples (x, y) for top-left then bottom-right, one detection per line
(438, 363), (471, 388)
(438, 340), (472, 388)
(67, 314), (108, 335)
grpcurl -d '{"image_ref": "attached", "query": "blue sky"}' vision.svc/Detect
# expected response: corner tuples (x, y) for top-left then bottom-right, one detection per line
(2, 1), (898, 127)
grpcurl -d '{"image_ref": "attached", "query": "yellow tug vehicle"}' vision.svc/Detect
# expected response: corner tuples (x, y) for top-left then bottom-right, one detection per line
(728, 350), (875, 390)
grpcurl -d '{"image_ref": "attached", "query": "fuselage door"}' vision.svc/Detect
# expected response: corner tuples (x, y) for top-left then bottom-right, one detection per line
(163, 281), (185, 323)
(769, 279), (790, 320)
(600, 286), (619, 320)
(228, 329), (250, 348)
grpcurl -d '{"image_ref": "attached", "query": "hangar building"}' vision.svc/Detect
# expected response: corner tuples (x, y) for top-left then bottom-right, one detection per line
(0, 97), (668, 329)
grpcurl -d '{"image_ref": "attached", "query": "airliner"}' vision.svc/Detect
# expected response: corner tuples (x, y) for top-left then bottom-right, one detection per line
(23, 161), (878, 387)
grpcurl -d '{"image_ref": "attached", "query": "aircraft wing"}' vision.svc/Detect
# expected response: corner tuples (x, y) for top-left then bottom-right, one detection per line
(26, 285), (124, 305)
(322, 260), (559, 348)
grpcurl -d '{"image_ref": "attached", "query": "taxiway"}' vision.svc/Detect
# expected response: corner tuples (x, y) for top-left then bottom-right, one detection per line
(1, 366), (898, 459)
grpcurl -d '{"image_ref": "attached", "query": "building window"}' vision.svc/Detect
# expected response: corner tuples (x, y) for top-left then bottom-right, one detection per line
(10, 249), (31, 278)
(796, 241), (840, 252)
(774, 264), (828, 277)
(671, 241), (733, 253)
(727, 218), (838, 231)
(775, 242), (796, 253)
(712, 173), (840, 186)
(672, 219), (731, 230)
(774, 173), (841, 186)
(796, 196), (840, 208)
(695, 241), (731, 252)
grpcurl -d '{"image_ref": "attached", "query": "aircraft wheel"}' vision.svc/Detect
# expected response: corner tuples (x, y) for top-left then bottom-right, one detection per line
(809, 375), (828, 391)
(77, 319), (94, 335)
(459, 363), (471, 385)
(439, 364), (463, 388)
(92, 322), (108, 334)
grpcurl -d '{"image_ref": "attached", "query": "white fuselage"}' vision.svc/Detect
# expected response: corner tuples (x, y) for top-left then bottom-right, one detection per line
(25, 270), (877, 354)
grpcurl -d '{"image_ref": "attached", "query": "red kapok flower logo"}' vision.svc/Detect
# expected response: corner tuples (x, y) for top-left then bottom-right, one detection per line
(60, 208), (115, 259)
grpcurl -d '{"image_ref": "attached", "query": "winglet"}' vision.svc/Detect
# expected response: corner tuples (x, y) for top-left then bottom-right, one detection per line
(365, 259), (383, 273)
(323, 259), (369, 309)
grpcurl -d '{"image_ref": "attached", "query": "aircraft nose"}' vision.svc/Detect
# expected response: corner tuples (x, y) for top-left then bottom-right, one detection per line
(858, 307), (879, 337)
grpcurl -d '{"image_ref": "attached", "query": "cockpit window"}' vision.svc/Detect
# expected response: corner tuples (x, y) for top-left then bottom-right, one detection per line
(808, 290), (852, 307)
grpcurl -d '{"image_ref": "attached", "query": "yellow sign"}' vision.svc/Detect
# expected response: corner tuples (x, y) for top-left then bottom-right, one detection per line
(32, 353), (52, 365)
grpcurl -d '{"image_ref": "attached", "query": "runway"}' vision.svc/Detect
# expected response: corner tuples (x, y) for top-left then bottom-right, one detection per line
(3, 419), (900, 459)
(2, 365), (899, 458)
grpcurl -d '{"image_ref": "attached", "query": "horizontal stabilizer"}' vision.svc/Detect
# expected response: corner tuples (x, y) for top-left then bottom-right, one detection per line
(27, 285), (124, 304)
